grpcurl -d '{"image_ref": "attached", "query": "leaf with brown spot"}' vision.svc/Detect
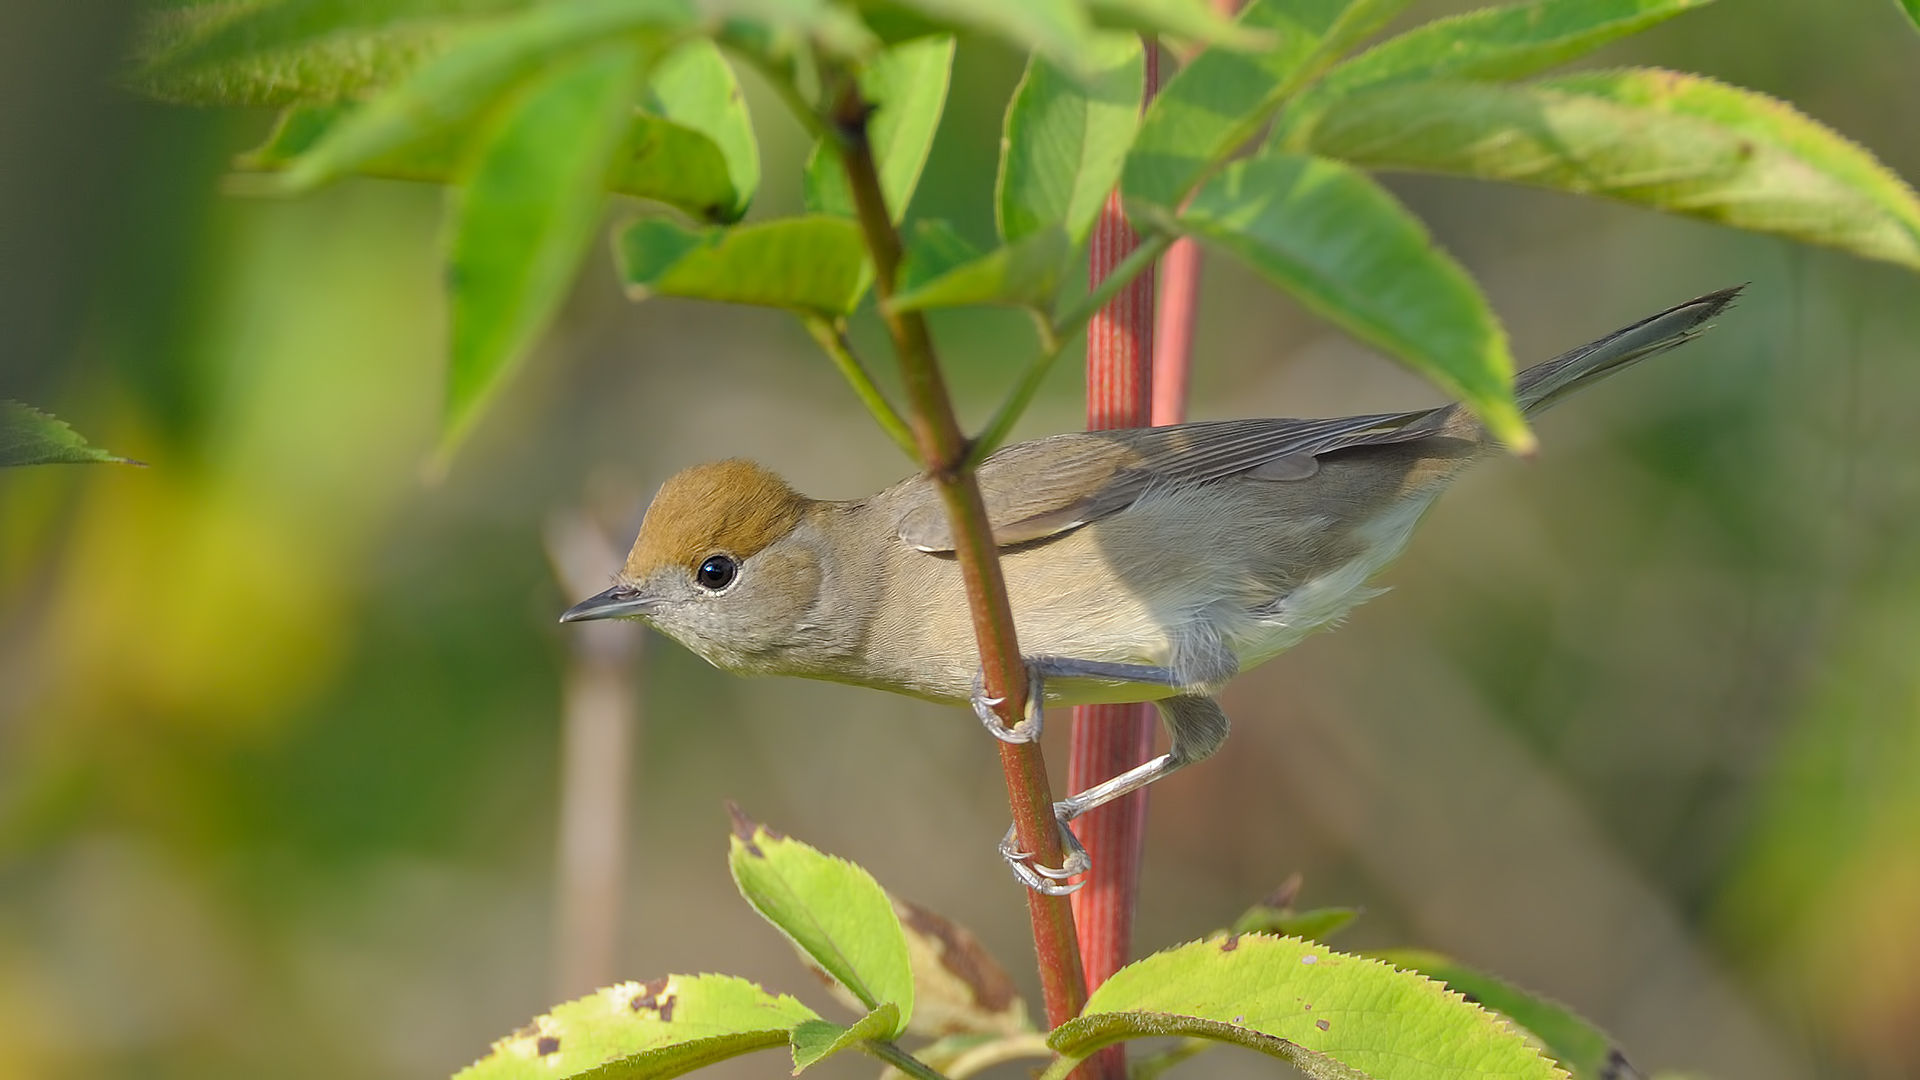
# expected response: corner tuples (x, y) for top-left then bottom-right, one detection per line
(455, 974), (817, 1079)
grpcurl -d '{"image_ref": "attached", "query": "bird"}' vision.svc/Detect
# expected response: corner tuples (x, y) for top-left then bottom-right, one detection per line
(562, 286), (1741, 893)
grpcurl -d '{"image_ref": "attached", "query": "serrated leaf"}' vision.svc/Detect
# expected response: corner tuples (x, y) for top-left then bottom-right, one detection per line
(617, 216), (873, 313)
(1048, 935), (1566, 1080)
(1120, 0), (1413, 215)
(1375, 950), (1633, 1080)
(1178, 153), (1530, 450)
(805, 35), (954, 222)
(646, 38), (758, 220)
(998, 33), (1143, 244)
(442, 45), (642, 458)
(0, 402), (136, 467)
(1273, 0), (1712, 150)
(879, 0), (1095, 75)
(455, 974), (819, 1080)
(727, 812), (914, 1037)
(1302, 71), (1920, 270)
(789, 1006), (899, 1072)
(133, 0), (521, 106)
(887, 225), (1072, 313)
(1228, 905), (1362, 942)
(277, 0), (691, 192)
(1085, 0), (1271, 49)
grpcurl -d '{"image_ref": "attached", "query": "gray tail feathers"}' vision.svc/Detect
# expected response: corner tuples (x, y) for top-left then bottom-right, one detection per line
(1515, 286), (1743, 416)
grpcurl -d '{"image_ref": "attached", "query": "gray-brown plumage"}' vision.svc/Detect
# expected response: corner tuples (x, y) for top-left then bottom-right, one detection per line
(564, 286), (1741, 892)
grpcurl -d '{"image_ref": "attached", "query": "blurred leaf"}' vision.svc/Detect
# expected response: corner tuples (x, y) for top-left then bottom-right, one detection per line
(890, 897), (1032, 1037)
(455, 975), (819, 1079)
(239, 96), (744, 221)
(1121, 0), (1414, 215)
(806, 35), (955, 221)
(707, 0), (880, 64)
(789, 1006), (900, 1072)
(442, 46), (642, 458)
(887, 225), (1073, 312)
(1374, 950), (1636, 1080)
(618, 216), (873, 312)
(1086, 0), (1273, 48)
(647, 38), (759, 220)
(997, 33), (1144, 244)
(875, 0), (1095, 75)
(1273, 0), (1713, 148)
(1302, 71), (1920, 270)
(133, 0), (523, 105)
(0, 402), (137, 467)
(276, 0), (691, 193)
(898, 218), (985, 293)
(1228, 905), (1362, 942)
(727, 810), (914, 1036)
(1046, 935), (1565, 1080)
(1178, 153), (1530, 450)
(1901, 0), (1920, 32)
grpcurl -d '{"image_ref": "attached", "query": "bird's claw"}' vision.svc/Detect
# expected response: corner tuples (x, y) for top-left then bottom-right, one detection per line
(970, 664), (1047, 744)
(999, 804), (1092, 895)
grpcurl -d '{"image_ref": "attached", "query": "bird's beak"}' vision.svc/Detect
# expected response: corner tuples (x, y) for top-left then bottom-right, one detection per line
(559, 584), (657, 624)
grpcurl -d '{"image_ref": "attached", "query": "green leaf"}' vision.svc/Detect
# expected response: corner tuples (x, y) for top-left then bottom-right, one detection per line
(727, 811), (914, 1037)
(442, 45), (642, 458)
(1121, 0), (1414, 216)
(997, 33), (1143, 244)
(133, 0), (522, 106)
(1273, 0), (1713, 149)
(277, 0), (691, 193)
(1085, 0), (1272, 49)
(887, 225), (1073, 313)
(805, 35), (955, 222)
(789, 1006), (900, 1072)
(1228, 905), (1362, 942)
(238, 94), (744, 222)
(877, 0), (1095, 75)
(0, 402), (136, 467)
(1178, 153), (1530, 450)
(454, 974), (819, 1079)
(898, 219), (985, 294)
(1375, 950), (1632, 1080)
(1302, 71), (1920, 271)
(617, 216), (873, 313)
(1901, 0), (1920, 33)
(1047, 935), (1565, 1080)
(646, 38), (758, 220)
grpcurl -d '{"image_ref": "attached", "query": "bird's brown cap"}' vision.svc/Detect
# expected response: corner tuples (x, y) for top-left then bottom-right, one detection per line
(623, 459), (810, 579)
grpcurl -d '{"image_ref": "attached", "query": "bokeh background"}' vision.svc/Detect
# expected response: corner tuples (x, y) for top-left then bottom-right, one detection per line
(3, 2), (1917, 1078)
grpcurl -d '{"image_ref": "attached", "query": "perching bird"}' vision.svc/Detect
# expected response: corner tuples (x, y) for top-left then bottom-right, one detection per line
(563, 287), (1740, 893)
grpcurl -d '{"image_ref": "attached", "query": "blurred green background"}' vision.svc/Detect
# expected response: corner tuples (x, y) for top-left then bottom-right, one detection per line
(3, 2), (1917, 1078)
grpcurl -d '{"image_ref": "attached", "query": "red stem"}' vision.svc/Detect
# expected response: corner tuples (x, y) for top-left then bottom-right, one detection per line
(1068, 41), (1166, 1080)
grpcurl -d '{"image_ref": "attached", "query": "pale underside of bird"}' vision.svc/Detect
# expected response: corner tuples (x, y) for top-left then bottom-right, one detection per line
(563, 287), (1742, 893)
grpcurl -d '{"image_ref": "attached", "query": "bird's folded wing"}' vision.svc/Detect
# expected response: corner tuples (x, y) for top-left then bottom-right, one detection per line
(895, 409), (1437, 552)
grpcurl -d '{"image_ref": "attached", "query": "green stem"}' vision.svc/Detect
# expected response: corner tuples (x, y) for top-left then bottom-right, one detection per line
(969, 230), (1175, 464)
(864, 1040), (952, 1080)
(802, 315), (918, 458)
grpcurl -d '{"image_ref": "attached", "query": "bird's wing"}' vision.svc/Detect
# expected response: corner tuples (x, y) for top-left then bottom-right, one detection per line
(894, 409), (1440, 552)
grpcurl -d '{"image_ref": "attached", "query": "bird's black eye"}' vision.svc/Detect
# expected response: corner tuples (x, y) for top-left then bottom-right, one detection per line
(696, 554), (738, 591)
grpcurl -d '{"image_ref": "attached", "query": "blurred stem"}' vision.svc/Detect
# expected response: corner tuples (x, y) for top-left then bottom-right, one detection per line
(865, 1040), (951, 1080)
(824, 74), (1090, 1035)
(970, 231), (1173, 465)
(802, 315), (917, 458)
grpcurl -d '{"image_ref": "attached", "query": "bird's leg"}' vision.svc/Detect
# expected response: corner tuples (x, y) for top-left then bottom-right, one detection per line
(997, 695), (1230, 895)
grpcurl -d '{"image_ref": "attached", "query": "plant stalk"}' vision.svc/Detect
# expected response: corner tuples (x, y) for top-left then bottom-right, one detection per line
(826, 82), (1091, 1037)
